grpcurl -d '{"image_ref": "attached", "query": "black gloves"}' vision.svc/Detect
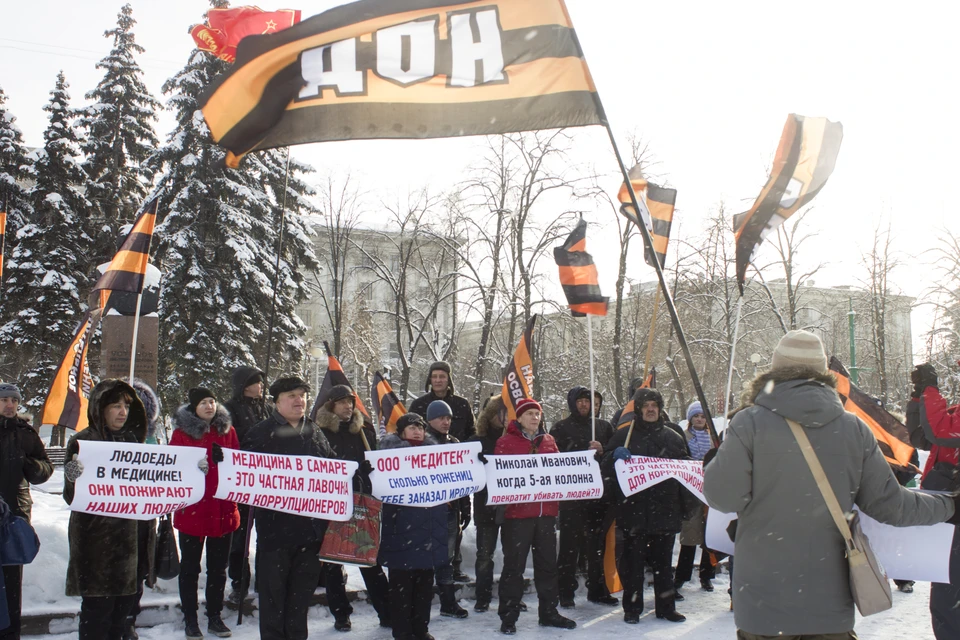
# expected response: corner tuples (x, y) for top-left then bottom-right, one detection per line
(911, 363), (938, 397)
(360, 459), (374, 476)
(211, 443), (224, 463)
(477, 452), (488, 464)
(948, 493), (960, 526)
(702, 447), (719, 467)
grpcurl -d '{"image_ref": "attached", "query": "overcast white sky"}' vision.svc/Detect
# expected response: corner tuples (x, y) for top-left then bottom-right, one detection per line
(2, 1), (958, 357)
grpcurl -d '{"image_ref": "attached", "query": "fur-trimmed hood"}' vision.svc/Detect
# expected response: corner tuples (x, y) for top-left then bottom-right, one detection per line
(173, 403), (233, 440)
(88, 379), (147, 442)
(379, 432), (439, 450)
(741, 365), (843, 429)
(315, 406), (363, 434)
(475, 395), (505, 438)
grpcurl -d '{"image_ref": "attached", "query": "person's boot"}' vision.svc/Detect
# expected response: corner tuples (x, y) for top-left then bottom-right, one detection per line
(439, 585), (469, 619)
(474, 598), (490, 612)
(184, 614), (204, 640)
(700, 578), (714, 592)
(206, 614), (232, 638)
(655, 610), (686, 623)
(587, 592), (619, 606)
(334, 615), (352, 632)
(452, 565), (471, 583)
(122, 616), (139, 640)
(539, 611), (576, 629)
(559, 594), (575, 609)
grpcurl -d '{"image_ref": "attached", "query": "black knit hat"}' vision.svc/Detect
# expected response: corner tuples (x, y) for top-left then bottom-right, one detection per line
(424, 361), (454, 393)
(188, 387), (215, 410)
(324, 384), (356, 409)
(269, 375), (310, 400)
(397, 412), (426, 434)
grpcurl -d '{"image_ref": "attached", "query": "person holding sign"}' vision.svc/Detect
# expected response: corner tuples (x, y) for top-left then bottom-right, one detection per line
(601, 387), (694, 625)
(315, 385), (390, 631)
(63, 380), (148, 640)
(495, 398), (576, 635)
(170, 389), (240, 639)
(240, 375), (337, 640)
(377, 413), (448, 640)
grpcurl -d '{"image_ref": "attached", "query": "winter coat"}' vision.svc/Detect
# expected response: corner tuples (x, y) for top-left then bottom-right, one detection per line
(315, 405), (377, 493)
(410, 391), (476, 442)
(241, 410), (337, 552)
(470, 396), (506, 524)
(601, 416), (694, 534)
(426, 426), (472, 525)
(64, 379), (148, 597)
(495, 421), (560, 519)
(130, 379), (162, 444)
(917, 386), (960, 480)
(170, 404), (240, 539)
(223, 366), (269, 443)
(550, 386), (613, 512)
(703, 366), (955, 636)
(0, 414), (52, 522)
(377, 433), (448, 570)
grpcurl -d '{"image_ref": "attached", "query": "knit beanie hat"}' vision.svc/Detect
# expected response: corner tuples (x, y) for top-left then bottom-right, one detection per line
(397, 412), (426, 438)
(686, 401), (704, 422)
(0, 383), (22, 401)
(515, 398), (542, 419)
(188, 387), (215, 410)
(426, 400), (453, 422)
(771, 330), (827, 373)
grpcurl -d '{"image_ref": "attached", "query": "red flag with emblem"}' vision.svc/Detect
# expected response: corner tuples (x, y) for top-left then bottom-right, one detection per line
(191, 6), (301, 63)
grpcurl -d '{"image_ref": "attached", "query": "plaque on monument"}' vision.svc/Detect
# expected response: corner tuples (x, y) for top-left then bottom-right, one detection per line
(101, 315), (159, 390)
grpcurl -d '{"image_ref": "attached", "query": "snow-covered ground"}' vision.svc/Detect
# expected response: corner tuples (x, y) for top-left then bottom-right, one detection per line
(25, 471), (938, 638)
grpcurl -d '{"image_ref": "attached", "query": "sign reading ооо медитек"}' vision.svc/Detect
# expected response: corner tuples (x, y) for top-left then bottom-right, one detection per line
(213, 449), (357, 521)
(365, 441), (484, 507)
(615, 456), (705, 503)
(483, 450), (604, 504)
(69, 441), (207, 520)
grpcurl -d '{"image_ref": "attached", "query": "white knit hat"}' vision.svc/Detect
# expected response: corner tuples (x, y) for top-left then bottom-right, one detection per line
(771, 330), (827, 372)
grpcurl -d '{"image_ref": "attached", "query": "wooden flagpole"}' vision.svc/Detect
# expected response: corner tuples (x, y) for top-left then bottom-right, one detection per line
(587, 314), (596, 442)
(642, 287), (661, 378)
(722, 296), (745, 420)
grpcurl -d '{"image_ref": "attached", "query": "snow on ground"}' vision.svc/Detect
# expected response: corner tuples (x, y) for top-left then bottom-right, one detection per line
(26, 475), (938, 638)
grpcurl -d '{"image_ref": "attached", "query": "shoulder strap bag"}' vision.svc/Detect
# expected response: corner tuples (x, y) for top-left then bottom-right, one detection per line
(785, 417), (892, 616)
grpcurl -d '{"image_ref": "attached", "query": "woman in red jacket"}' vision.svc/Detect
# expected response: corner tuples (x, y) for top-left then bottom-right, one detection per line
(170, 388), (240, 640)
(494, 398), (575, 635)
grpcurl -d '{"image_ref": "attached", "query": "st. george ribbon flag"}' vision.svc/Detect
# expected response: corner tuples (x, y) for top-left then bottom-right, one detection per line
(732, 114), (843, 294)
(40, 310), (96, 432)
(200, 0), (603, 166)
(501, 315), (537, 422)
(554, 218), (608, 316)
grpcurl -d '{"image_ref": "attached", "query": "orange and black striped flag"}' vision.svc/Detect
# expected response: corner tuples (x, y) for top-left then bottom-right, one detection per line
(829, 357), (918, 473)
(615, 369), (655, 430)
(554, 218), (607, 317)
(501, 315), (538, 421)
(0, 201), (7, 282)
(371, 371), (406, 434)
(40, 310), (97, 432)
(733, 114), (843, 294)
(93, 198), (158, 310)
(617, 164), (677, 269)
(200, 0), (602, 167)
(309, 341), (371, 422)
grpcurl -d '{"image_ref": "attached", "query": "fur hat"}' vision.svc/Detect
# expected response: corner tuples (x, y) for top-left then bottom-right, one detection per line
(515, 398), (542, 419)
(632, 387), (664, 410)
(269, 375), (310, 400)
(426, 400), (453, 422)
(324, 384), (356, 409)
(424, 361), (454, 394)
(771, 330), (827, 373)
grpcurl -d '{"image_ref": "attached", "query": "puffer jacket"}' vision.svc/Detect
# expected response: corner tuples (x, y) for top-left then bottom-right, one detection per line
(0, 414), (52, 522)
(377, 433), (448, 570)
(170, 404), (240, 538)
(704, 365), (955, 637)
(470, 396), (506, 524)
(494, 421), (560, 519)
(64, 379), (147, 597)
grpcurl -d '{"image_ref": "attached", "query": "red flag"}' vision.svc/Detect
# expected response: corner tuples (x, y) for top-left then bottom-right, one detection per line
(191, 6), (301, 63)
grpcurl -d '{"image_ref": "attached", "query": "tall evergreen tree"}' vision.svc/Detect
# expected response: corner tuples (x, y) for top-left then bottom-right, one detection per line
(0, 86), (34, 240)
(79, 3), (161, 269)
(149, 42), (317, 409)
(0, 73), (91, 403)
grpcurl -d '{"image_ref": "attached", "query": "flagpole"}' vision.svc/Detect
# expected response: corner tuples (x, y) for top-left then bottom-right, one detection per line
(587, 314), (596, 442)
(262, 148), (291, 384)
(642, 287), (661, 378)
(593, 105), (719, 446)
(127, 291), (145, 383)
(722, 296), (745, 420)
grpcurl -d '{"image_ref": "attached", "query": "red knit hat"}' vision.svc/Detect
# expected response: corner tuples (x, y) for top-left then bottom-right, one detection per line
(515, 398), (542, 418)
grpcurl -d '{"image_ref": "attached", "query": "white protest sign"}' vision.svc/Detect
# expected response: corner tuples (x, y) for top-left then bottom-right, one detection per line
(615, 456), (705, 502)
(366, 442), (484, 507)
(70, 441), (206, 520)
(484, 450), (603, 505)
(214, 449), (356, 521)
(704, 501), (957, 584)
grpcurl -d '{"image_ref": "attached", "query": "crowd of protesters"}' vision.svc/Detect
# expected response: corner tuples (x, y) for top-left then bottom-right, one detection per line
(1, 331), (959, 639)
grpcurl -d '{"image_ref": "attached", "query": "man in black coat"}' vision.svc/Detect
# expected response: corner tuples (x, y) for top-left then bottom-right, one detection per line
(409, 361), (475, 581)
(314, 385), (390, 631)
(223, 366), (269, 599)
(0, 383), (52, 639)
(602, 387), (694, 625)
(241, 376), (337, 640)
(550, 386), (616, 608)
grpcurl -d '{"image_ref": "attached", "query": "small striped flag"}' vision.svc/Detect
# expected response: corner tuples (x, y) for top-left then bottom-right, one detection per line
(93, 198), (158, 311)
(554, 218), (607, 317)
(309, 341), (371, 422)
(501, 315), (537, 422)
(371, 371), (406, 434)
(40, 310), (96, 432)
(617, 165), (677, 269)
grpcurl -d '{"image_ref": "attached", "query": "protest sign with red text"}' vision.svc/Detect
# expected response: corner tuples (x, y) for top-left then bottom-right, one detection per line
(615, 456), (705, 502)
(484, 451), (603, 505)
(365, 442), (484, 507)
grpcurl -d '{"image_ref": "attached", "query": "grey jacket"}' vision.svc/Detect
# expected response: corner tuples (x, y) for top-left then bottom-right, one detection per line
(704, 366), (954, 636)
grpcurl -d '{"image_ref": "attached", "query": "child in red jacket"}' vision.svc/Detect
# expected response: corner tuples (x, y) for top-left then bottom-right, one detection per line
(494, 398), (575, 635)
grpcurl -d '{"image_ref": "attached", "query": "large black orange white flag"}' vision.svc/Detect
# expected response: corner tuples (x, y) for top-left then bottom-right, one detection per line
(617, 164), (677, 269)
(93, 198), (158, 310)
(733, 114), (843, 294)
(554, 218), (607, 317)
(371, 371), (406, 434)
(310, 341), (371, 421)
(200, 0), (602, 167)
(501, 315), (537, 421)
(41, 311), (96, 431)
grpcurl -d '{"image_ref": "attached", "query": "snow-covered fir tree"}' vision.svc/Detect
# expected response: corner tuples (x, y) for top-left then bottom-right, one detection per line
(0, 72), (91, 403)
(79, 3), (160, 269)
(0, 86), (34, 242)
(149, 42), (317, 409)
